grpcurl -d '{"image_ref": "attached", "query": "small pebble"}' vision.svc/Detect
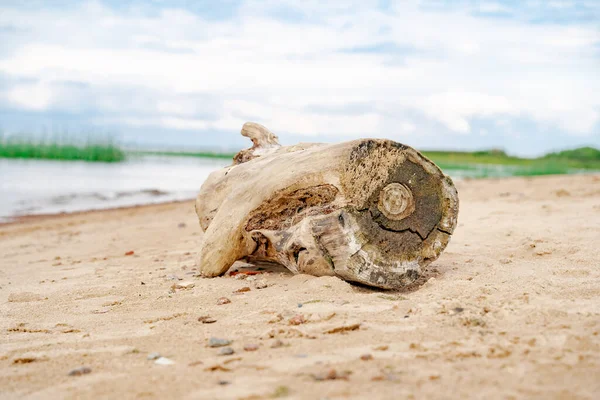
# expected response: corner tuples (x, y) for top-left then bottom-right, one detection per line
(217, 297), (231, 305)
(360, 354), (373, 361)
(178, 222), (186, 228)
(244, 343), (259, 351)
(154, 357), (175, 365)
(234, 286), (251, 293)
(254, 280), (268, 289)
(297, 303), (303, 308)
(234, 274), (248, 280)
(271, 339), (286, 348)
(246, 276), (256, 282)
(311, 369), (349, 381)
(173, 281), (195, 290)
(125, 251), (134, 256)
(209, 337), (232, 347)
(198, 316), (217, 324)
(147, 352), (161, 360)
(218, 347), (235, 356)
(374, 345), (389, 351)
(68, 366), (91, 376)
(218, 380), (230, 385)
(289, 314), (306, 325)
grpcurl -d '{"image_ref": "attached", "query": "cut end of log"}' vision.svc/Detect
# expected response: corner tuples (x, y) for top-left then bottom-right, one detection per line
(196, 123), (459, 289)
(378, 183), (415, 221)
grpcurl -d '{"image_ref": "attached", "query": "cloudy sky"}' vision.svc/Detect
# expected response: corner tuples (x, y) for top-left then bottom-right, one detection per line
(0, 0), (598, 155)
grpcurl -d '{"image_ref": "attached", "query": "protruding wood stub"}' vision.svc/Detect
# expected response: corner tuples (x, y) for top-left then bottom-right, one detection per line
(233, 122), (281, 164)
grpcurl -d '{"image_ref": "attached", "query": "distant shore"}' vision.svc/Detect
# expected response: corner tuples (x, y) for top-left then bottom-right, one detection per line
(1, 136), (599, 178)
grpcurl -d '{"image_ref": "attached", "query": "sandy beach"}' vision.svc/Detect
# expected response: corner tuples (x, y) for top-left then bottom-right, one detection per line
(1, 174), (599, 399)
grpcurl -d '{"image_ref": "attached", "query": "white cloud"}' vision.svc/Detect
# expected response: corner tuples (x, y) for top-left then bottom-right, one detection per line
(0, 0), (598, 143)
(7, 83), (54, 110)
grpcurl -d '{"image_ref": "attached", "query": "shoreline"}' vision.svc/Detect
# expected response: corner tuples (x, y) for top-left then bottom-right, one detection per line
(2, 172), (598, 227)
(0, 198), (195, 227)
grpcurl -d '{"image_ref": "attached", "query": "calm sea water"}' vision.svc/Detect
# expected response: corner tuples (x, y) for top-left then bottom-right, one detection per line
(0, 156), (588, 222)
(0, 156), (229, 222)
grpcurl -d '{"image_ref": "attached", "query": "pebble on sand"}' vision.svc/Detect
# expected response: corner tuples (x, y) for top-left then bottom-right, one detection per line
(198, 316), (217, 324)
(68, 366), (92, 376)
(254, 280), (268, 289)
(243, 343), (260, 351)
(360, 354), (373, 361)
(218, 347), (235, 356)
(217, 297), (231, 305)
(311, 369), (350, 381)
(147, 352), (161, 360)
(173, 281), (195, 290)
(154, 357), (175, 365)
(209, 337), (232, 347)
(288, 314), (306, 325)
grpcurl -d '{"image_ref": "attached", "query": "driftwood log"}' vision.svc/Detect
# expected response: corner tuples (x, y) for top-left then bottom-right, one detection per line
(195, 122), (459, 289)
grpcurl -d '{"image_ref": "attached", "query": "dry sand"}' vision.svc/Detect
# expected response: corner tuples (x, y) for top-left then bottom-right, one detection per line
(1, 174), (599, 400)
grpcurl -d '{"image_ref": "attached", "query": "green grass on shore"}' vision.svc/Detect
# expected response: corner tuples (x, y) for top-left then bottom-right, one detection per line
(422, 147), (600, 177)
(0, 137), (125, 162)
(1, 132), (598, 178)
(134, 150), (236, 159)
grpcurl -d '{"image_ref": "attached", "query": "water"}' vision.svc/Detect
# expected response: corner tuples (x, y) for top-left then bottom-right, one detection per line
(0, 157), (591, 222)
(0, 156), (229, 222)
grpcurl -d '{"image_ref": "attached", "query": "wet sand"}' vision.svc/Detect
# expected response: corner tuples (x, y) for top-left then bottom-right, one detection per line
(1, 174), (599, 399)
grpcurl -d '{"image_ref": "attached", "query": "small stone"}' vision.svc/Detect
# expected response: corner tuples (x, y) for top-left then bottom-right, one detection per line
(218, 380), (230, 385)
(311, 369), (349, 381)
(234, 274), (248, 280)
(13, 357), (38, 364)
(289, 314), (306, 325)
(360, 354), (373, 361)
(173, 281), (195, 290)
(218, 347), (235, 356)
(271, 339), (286, 348)
(243, 344), (259, 352)
(246, 276), (256, 282)
(125, 251), (134, 256)
(324, 323), (360, 334)
(154, 357), (175, 365)
(178, 222), (187, 228)
(234, 286), (251, 293)
(374, 345), (389, 351)
(297, 303), (303, 308)
(217, 297), (231, 305)
(147, 352), (161, 360)
(254, 280), (268, 289)
(68, 366), (91, 376)
(198, 316), (217, 324)
(209, 337), (232, 347)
